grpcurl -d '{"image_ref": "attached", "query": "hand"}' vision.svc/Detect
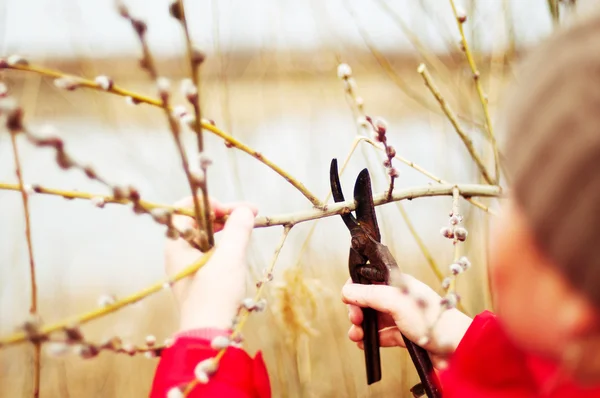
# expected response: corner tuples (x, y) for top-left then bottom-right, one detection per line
(166, 196), (258, 331)
(341, 274), (473, 368)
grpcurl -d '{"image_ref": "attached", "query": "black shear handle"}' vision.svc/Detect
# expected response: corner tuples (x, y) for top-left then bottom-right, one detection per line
(361, 306), (381, 385)
(355, 273), (441, 396)
(403, 335), (442, 398)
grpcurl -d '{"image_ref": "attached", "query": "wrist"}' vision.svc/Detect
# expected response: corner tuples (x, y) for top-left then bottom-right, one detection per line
(174, 327), (232, 341)
(179, 298), (239, 331)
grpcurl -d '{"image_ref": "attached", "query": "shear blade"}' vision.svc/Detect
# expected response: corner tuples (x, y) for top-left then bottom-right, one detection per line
(353, 168), (381, 243)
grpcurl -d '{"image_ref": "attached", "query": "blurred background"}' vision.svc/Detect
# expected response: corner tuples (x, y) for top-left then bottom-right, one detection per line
(0, 1), (595, 397)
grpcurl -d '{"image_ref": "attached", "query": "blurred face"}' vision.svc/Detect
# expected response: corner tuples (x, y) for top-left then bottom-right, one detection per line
(489, 198), (597, 361)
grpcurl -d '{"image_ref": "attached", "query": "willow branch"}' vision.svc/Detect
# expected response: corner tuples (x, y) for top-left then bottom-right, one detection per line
(417, 64), (495, 186)
(0, 61), (322, 208)
(45, 332), (167, 359)
(9, 133), (40, 397)
(8, 138), (37, 315)
(339, 64), (445, 281)
(344, 0), (483, 130)
(449, 187), (461, 292)
(256, 184), (501, 228)
(0, 249), (214, 348)
(448, 0), (501, 183)
(117, 5), (209, 250)
(171, 0), (215, 246)
(172, 0), (204, 152)
(0, 182), (187, 213)
(0, 181), (501, 230)
(292, 136), (363, 269)
(358, 136), (497, 215)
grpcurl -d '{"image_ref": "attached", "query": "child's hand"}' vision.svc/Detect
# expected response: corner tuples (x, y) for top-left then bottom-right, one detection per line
(341, 275), (473, 368)
(166, 197), (258, 331)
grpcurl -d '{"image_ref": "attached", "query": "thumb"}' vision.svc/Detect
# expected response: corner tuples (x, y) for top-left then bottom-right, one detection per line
(342, 283), (407, 316)
(209, 206), (255, 270)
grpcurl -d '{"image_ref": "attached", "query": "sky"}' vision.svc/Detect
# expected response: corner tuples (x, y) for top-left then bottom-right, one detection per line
(0, 0), (564, 59)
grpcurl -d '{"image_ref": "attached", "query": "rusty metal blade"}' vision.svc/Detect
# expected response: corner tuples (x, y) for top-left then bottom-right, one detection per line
(330, 158), (358, 231)
(353, 168), (381, 243)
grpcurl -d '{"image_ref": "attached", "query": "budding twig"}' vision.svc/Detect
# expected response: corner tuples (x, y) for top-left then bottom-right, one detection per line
(11, 123), (200, 248)
(426, 186), (470, 336)
(45, 332), (168, 360)
(116, 3), (210, 250)
(417, 64), (496, 185)
(0, 249), (214, 348)
(0, 182), (185, 214)
(291, 136), (366, 270)
(337, 63), (445, 281)
(8, 129), (40, 398)
(170, 0), (215, 247)
(256, 183), (501, 228)
(448, 0), (501, 183)
(359, 136), (497, 215)
(0, 181), (501, 230)
(0, 61), (322, 208)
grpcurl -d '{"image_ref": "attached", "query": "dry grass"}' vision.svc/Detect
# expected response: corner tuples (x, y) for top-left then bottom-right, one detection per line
(0, 247), (490, 398)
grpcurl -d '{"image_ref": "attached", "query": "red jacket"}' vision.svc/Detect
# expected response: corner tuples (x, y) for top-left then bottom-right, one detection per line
(151, 312), (600, 397)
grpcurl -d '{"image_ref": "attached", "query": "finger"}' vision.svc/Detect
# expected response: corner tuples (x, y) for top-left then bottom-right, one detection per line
(348, 303), (363, 325)
(171, 197), (258, 233)
(347, 304), (396, 331)
(348, 324), (363, 343)
(349, 325), (406, 348)
(171, 196), (208, 231)
(213, 202), (258, 233)
(342, 283), (410, 315)
(214, 201), (259, 218)
(208, 206), (255, 272)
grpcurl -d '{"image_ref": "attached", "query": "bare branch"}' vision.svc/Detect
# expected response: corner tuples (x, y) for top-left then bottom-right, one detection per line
(448, 0), (501, 182)
(255, 184), (502, 228)
(8, 131), (40, 398)
(417, 64), (496, 185)
(0, 250), (214, 348)
(0, 61), (323, 208)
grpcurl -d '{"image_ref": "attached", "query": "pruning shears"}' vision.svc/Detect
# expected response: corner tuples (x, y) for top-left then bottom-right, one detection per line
(329, 159), (441, 398)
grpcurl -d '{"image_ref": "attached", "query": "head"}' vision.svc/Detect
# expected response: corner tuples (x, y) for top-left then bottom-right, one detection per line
(490, 13), (600, 383)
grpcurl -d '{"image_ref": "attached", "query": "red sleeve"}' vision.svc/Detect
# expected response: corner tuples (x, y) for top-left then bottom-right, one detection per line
(150, 329), (271, 398)
(439, 310), (537, 398)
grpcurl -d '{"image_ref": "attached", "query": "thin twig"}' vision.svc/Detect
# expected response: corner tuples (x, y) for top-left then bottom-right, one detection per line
(344, 0), (484, 130)
(449, 187), (461, 292)
(13, 124), (202, 249)
(427, 186), (468, 334)
(417, 64), (495, 185)
(45, 333), (167, 360)
(171, 0), (215, 247)
(0, 249), (214, 348)
(0, 61), (322, 208)
(359, 136), (497, 215)
(0, 182), (185, 213)
(448, 0), (501, 183)
(9, 133), (40, 397)
(338, 63), (444, 280)
(117, 5), (209, 250)
(9, 137), (38, 330)
(292, 136), (364, 269)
